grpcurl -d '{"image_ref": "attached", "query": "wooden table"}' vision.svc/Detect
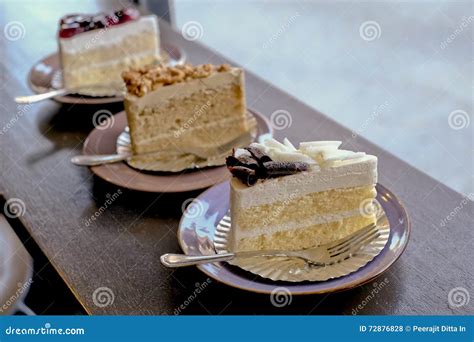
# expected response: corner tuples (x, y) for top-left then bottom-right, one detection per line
(1, 1), (472, 315)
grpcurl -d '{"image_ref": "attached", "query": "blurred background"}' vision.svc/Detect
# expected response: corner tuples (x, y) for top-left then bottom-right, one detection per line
(2, 0), (472, 196)
(0, 0), (474, 196)
(172, 0), (473, 196)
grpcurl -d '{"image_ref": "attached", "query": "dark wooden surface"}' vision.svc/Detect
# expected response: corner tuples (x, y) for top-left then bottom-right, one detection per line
(0, 1), (472, 315)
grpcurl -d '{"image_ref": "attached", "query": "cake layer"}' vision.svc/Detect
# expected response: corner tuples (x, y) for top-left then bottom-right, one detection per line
(134, 116), (247, 154)
(60, 32), (158, 69)
(62, 53), (157, 94)
(232, 185), (376, 231)
(124, 68), (247, 154)
(232, 215), (375, 252)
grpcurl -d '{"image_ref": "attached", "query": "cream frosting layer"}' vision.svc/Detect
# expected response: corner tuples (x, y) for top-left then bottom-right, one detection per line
(234, 208), (366, 239)
(125, 68), (243, 112)
(59, 15), (159, 53)
(231, 156), (377, 209)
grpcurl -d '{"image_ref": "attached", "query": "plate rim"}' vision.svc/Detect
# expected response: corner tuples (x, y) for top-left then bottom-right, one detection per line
(83, 110), (273, 193)
(177, 181), (411, 295)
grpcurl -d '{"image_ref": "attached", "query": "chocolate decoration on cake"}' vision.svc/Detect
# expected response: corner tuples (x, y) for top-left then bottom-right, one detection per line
(227, 147), (308, 186)
(226, 155), (259, 171)
(245, 146), (272, 165)
(263, 161), (309, 177)
(228, 166), (257, 186)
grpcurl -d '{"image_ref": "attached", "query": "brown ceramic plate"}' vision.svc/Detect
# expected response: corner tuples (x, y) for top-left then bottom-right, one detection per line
(27, 43), (186, 105)
(83, 110), (272, 193)
(178, 182), (410, 294)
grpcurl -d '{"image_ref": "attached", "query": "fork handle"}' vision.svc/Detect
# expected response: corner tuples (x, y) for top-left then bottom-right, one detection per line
(15, 88), (71, 104)
(71, 154), (129, 166)
(160, 253), (235, 267)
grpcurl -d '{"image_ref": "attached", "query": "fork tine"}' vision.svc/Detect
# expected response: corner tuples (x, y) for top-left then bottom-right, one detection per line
(329, 225), (378, 255)
(329, 232), (380, 261)
(329, 229), (380, 257)
(327, 223), (376, 252)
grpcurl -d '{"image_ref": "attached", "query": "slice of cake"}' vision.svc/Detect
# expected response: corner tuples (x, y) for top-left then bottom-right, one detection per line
(122, 63), (248, 166)
(226, 138), (378, 252)
(58, 8), (160, 95)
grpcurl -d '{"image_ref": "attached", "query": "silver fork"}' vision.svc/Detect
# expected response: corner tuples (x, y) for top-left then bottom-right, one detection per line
(71, 128), (254, 166)
(160, 223), (380, 268)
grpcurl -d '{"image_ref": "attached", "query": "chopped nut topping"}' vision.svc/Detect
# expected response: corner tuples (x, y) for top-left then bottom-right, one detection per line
(122, 63), (234, 97)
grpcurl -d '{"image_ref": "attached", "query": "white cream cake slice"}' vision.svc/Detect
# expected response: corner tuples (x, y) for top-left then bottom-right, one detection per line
(226, 138), (378, 252)
(58, 8), (160, 95)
